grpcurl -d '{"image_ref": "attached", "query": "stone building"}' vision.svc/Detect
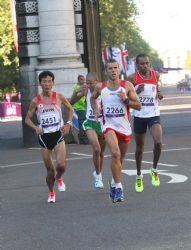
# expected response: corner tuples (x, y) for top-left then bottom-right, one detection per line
(15, 0), (101, 146)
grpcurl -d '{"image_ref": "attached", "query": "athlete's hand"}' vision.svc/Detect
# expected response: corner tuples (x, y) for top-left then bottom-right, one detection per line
(81, 84), (88, 96)
(35, 126), (43, 135)
(136, 84), (144, 94)
(157, 92), (163, 100)
(62, 124), (71, 135)
(118, 89), (127, 102)
(93, 111), (100, 122)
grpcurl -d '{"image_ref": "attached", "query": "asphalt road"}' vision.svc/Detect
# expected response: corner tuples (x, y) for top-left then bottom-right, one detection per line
(1, 86), (191, 250)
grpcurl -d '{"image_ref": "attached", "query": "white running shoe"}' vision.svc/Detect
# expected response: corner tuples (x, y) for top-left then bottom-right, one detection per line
(47, 191), (55, 203)
(56, 178), (66, 192)
(93, 171), (104, 189)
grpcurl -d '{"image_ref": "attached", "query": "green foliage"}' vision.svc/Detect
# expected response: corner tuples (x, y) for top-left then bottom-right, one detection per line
(0, 0), (19, 96)
(99, 0), (163, 68)
(100, 0), (139, 47)
(185, 51), (191, 69)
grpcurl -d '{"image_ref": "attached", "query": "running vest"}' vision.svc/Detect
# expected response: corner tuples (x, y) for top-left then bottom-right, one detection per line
(133, 70), (160, 118)
(36, 92), (63, 133)
(86, 89), (102, 121)
(100, 80), (131, 136)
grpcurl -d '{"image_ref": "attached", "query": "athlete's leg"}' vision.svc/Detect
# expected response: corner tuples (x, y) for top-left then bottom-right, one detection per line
(98, 136), (106, 173)
(150, 123), (162, 169)
(104, 130), (121, 183)
(118, 142), (129, 165)
(86, 129), (102, 174)
(134, 133), (146, 176)
(41, 148), (55, 192)
(54, 141), (66, 179)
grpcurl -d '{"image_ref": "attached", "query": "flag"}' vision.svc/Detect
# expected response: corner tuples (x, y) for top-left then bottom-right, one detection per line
(121, 49), (129, 74)
(102, 47), (112, 65)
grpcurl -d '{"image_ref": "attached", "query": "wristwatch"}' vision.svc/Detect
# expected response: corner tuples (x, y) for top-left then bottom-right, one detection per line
(66, 120), (73, 126)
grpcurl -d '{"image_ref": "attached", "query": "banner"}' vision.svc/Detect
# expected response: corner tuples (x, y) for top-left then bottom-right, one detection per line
(0, 102), (21, 121)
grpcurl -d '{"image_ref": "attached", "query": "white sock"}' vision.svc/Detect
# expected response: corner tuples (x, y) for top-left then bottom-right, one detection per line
(152, 167), (157, 172)
(115, 182), (123, 190)
(111, 178), (115, 187)
(136, 174), (143, 179)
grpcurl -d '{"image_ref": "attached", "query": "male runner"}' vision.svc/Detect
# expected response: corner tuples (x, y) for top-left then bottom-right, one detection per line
(25, 71), (74, 203)
(127, 54), (163, 192)
(82, 72), (106, 188)
(91, 59), (141, 203)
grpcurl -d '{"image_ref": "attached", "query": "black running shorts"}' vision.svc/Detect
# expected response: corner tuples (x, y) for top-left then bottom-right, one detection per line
(133, 116), (161, 134)
(38, 131), (64, 150)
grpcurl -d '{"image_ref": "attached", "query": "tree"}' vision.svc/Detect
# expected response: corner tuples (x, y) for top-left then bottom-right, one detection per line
(99, 0), (163, 68)
(99, 0), (139, 47)
(0, 0), (19, 97)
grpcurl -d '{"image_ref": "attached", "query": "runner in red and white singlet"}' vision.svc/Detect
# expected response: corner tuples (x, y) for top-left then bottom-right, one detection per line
(25, 71), (74, 203)
(127, 54), (163, 193)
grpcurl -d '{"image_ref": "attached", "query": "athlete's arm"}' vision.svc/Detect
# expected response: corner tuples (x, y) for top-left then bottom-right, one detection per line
(70, 85), (88, 105)
(125, 81), (141, 111)
(127, 73), (144, 94)
(70, 91), (82, 105)
(90, 82), (101, 117)
(59, 94), (74, 135)
(25, 98), (43, 135)
(156, 71), (163, 100)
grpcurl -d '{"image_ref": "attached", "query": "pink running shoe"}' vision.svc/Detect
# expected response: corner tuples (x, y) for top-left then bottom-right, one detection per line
(47, 191), (55, 203)
(56, 178), (66, 192)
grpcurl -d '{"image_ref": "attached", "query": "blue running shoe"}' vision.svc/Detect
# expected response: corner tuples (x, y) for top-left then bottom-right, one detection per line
(113, 188), (124, 203)
(108, 180), (116, 202)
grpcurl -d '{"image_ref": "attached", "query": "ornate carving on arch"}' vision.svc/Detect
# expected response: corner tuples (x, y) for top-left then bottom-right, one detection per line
(75, 27), (83, 41)
(74, 0), (82, 12)
(19, 29), (39, 44)
(16, 1), (38, 15)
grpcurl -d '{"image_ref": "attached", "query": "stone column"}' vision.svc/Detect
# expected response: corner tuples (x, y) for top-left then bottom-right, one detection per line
(36, 0), (87, 97)
(16, 0), (40, 146)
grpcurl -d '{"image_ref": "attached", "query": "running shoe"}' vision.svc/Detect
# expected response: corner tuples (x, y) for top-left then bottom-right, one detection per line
(108, 180), (116, 202)
(150, 168), (160, 187)
(113, 188), (124, 203)
(47, 191), (55, 203)
(93, 171), (104, 189)
(135, 175), (144, 193)
(56, 178), (66, 192)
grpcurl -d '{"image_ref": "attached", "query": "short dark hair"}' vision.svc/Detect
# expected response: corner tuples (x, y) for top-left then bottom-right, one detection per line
(86, 72), (98, 81)
(78, 75), (84, 81)
(38, 71), (55, 82)
(105, 59), (119, 70)
(136, 54), (149, 64)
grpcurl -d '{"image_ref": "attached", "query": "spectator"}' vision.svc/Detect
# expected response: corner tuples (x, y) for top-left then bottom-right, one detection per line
(70, 75), (89, 144)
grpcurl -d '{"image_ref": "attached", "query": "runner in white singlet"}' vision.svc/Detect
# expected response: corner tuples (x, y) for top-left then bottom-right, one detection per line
(81, 72), (106, 189)
(91, 59), (141, 203)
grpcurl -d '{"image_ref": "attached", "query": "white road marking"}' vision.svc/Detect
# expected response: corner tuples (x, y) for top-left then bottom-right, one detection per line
(71, 152), (92, 156)
(126, 147), (191, 155)
(122, 169), (188, 183)
(124, 159), (178, 167)
(1, 147), (191, 169)
(161, 110), (191, 115)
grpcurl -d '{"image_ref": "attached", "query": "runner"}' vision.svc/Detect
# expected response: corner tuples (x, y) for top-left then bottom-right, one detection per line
(91, 59), (141, 203)
(25, 71), (74, 203)
(82, 72), (106, 189)
(127, 54), (163, 192)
